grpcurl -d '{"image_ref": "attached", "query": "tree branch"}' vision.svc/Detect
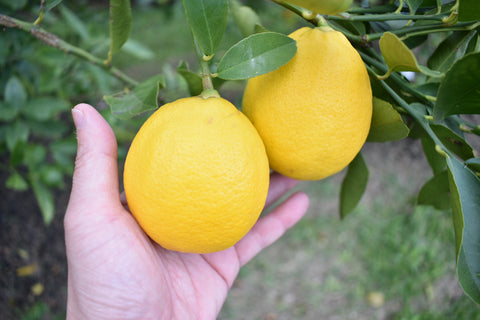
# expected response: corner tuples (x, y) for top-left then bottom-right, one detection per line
(0, 14), (139, 87)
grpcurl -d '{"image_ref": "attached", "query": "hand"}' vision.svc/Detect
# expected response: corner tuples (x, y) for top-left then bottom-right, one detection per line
(64, 103), (309, 320)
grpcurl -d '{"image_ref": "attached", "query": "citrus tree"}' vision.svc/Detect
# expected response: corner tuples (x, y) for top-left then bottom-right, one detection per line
(1, 0), (480, 305)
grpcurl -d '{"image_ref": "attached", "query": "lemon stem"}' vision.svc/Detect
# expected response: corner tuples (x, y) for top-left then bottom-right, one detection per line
(193, 36), (216, 96)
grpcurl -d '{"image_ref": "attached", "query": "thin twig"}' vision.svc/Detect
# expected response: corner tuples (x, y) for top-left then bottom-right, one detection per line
(0, 14), (139, 87)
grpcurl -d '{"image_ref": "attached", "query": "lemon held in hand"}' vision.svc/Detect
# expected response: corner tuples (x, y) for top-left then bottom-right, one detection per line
(242, 27), (372, 181)
(123, 94), (270, 253)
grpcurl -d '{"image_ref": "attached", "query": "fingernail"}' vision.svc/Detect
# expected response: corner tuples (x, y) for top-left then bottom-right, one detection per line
(72, 107), (85, 129)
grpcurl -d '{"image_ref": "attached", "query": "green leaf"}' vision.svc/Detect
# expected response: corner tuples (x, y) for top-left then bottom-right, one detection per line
(182, 0), (229, 55)
(23, 97), (69, 121)
(121, 39), (155, 60)
(430, 124), (474, 161)
(465, 158), (480, 173)
(23, 144), (47, 167)
(329, 19), (366, 36)
(177, 62), (203, 96)
(417, 65), (444, 78)
(0, 101), (20, 121)
(367, 98), (410, 142)
(339, 153), (369, 219)
(6, 172), (29, 191)
(58, 5), (90, 42)
(30, 174), (55, 225)
(216, 32), (296, 80)
(466, 33), (480, 54)
(50, 138), (76, 174)
(40, 165), (65, 188)
(427, 31), (473, 72)
(434, 52), (480, 121)
(405, 0), (424, 13)
(104, 74), (165, 119)
(25, 119), (68, 139)
(5, 121), (29, 151)
(420, 133), (446, 175)
(379, 32), (421, 78)
(0, 0), (28, 10)
(45, 0), (64, 12)
(417, 170), (450, 210)
(10, 141), (26, 167)
(5, 76), (27, 106)
(108, 0), (132, 58)
(458, 0), (480, 22)
(447, 156), (480, 303)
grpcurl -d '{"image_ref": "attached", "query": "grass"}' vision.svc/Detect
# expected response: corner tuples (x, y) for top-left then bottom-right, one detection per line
(220, 160), (480, 319)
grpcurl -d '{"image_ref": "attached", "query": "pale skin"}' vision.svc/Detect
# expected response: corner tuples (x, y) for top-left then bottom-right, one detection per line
(65, 103), (310, 320)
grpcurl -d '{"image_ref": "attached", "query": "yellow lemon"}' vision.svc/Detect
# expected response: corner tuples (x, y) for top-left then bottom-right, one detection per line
(286, 0), (353, 15)
(124, 95), (270, 253)
(242, 27), (372, 180)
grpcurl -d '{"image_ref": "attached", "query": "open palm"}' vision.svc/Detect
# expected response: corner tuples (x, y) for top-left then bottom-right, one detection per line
(64, 104), (309, 320)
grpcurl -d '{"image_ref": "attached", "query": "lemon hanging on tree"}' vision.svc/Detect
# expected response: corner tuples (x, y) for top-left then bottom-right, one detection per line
(123, 91), (270, 253)
(242, 26), (372, 181)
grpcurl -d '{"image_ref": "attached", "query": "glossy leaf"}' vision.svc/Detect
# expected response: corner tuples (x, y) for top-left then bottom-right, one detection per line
(427, 31), (473, 72)
(367, 98), (410, 142)
(108, 0), (132, 58)
(434, 52), (480, 121)
(447, 156), (480, 303)
(45, 0), (63, 11)
(177, 62), (203, 96)
(329, 20), (366, 36)
(379, 32), (421, 78)
(430, 124), (474, 161)
(417, 170), (450, 210)
(104, 74), (165, 119)
(216, 32), (296, 80)
(182, 0), (228, 55)
(458, 0), (480, 22)
(466, 33), (480, 54)
(339, 153), (369, 219)
(405, 0), (423, 13)
(465, 158), (480, 172)
(420, 133), (446, 175)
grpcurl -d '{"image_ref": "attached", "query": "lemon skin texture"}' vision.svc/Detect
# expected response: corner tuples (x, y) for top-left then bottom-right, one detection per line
(286, 0), (353, 15)
(124, 96), (270, 253)
(242, 27), (372, 181)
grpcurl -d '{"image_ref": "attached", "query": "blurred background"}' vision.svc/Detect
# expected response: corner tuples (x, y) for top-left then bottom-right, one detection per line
(1, 0), (479, 319)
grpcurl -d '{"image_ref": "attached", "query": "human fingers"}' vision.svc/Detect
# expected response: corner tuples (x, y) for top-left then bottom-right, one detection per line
(234, 192), (309, 267)
(265, 172), (299, 208)
(66, 104), (121, 216)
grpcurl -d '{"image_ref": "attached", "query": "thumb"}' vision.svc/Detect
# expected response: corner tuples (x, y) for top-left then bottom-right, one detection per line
(68, 103), (121, 211)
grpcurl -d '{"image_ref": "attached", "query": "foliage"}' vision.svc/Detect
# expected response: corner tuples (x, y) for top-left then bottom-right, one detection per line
(1, 0), (480, 306)
(0, 0), (126, 224)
